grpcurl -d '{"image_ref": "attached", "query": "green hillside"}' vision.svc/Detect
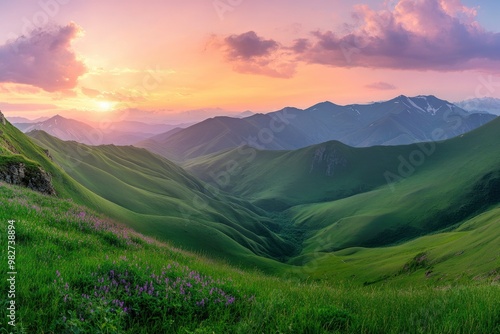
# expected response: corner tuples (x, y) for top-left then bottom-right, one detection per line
(0, 116), (88, 199)
(29, 130), (294, 266)
(186, 116), (500, 209)
(185, 117), (500, 253)
(0, 115), (134, 217)
(1, 182), (499, 333)
(23, 116), (500, 285)
(288, 206), (500, 286)
(184, 142), (419, 210)
(2, 113), (498, 287)
(0, 118), (293, 268)
(288, 117), (500, 252)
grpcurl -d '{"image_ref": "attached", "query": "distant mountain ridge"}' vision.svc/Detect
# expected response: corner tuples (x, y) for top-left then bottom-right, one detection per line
(14, 115), (188, 146)
(136, 95), (497, 161)
(456, 97), (500, 115)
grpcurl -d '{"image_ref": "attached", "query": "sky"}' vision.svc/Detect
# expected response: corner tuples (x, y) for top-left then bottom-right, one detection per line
(0, 0), (500, 122)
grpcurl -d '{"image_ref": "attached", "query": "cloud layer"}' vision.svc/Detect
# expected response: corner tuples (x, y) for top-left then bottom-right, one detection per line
(0, 23), (86, 92)
(365, 81), (397, 90)
(301, 0), (500, 70)
(215, 0), (500, 77)
(225, 31), (279, 60)
(213, 31), (296, 78)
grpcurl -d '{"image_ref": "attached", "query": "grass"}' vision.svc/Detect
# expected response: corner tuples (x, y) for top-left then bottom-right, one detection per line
(1, 114), (499, 332)
(23, 116), (500, 287)
(0, 152), (38, 181)
(185, 117), (500, 265)
(28, 130), (295, 267)
(0, 182), (499, 333)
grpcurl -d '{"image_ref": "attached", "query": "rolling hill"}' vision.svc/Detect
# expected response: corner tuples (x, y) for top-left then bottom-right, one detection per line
(2, 109), (498, 287)
(0, 112), (108, 203)
(29, 130), (295, 265)
(1, 113), (293, 268)
(185, 116), (500, 262)
(2, 181), (498, 333)
(137, 95), (496, 161)
(0, 106), (499, 334)
(184, 141), (420, 210)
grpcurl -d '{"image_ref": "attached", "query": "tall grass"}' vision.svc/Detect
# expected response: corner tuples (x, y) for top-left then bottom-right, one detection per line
(1, 183), (498, 333)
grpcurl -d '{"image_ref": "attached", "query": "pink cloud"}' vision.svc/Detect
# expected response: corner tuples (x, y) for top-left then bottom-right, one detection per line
(0, 23), (87, 92)
(213, 31), (297, 78)
(213, 1), (500, 77)
(299, 0), (500, 71)
(0, 102), (58, 111)
(0, 83), (41, 94)
(365, 81), (397, 90)
(225, 31), (279, 60)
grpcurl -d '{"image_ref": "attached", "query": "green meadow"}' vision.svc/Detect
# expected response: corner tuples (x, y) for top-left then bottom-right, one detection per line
(0, 116), (498, 333)
(1, 184), (498, 333)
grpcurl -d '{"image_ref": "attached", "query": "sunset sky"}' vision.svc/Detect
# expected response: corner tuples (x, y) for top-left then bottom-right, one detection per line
(1, 0), (500, 121)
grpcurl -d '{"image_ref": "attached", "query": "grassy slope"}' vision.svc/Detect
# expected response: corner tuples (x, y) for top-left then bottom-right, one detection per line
(1, 183), (498, 333)
(184, 118), (500, 282)
(289, 117), (500, 249)
(184, 142), (416, 210)
(288, 206), (500, 286)
(4, 116), (499, 289)
(186, 117), (500, 242)
(0, 117), (133, 218)
(28, 130), (294, 267)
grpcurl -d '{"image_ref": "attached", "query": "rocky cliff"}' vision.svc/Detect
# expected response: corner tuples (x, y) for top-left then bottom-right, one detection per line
(0, 110), (6, 126)
(0, 110), (56, 195)
(0, 161), (56, 195)
(309, 145), (348, 176)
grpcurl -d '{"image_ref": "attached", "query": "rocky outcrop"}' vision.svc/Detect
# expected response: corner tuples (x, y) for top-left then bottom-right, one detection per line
(0, 162), (56, 195)
(310, 146), (348, 176)
(43, 149), (53, 161)
(0, 110), (6, 126)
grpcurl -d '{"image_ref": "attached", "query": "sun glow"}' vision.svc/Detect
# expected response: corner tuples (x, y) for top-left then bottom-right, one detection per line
(96, 100), (116, 112)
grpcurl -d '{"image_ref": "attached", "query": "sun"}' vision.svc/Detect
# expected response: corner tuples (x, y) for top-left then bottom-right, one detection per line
(96, 101), (116, 112)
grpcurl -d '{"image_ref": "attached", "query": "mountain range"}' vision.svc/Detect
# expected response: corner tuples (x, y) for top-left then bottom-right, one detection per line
(14, 115), (190, 146)
(137, 95), (496, 161)
(2, 95), (499, 276)
(18, 109), (499, 282)
(185, 116), (500, 251)
(1, 99), (499, 332)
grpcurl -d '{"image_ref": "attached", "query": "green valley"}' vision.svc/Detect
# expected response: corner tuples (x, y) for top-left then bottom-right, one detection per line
(1, 182), (499, 333)
(2, 0), (500, 332)
(0, 112), (498, 333)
